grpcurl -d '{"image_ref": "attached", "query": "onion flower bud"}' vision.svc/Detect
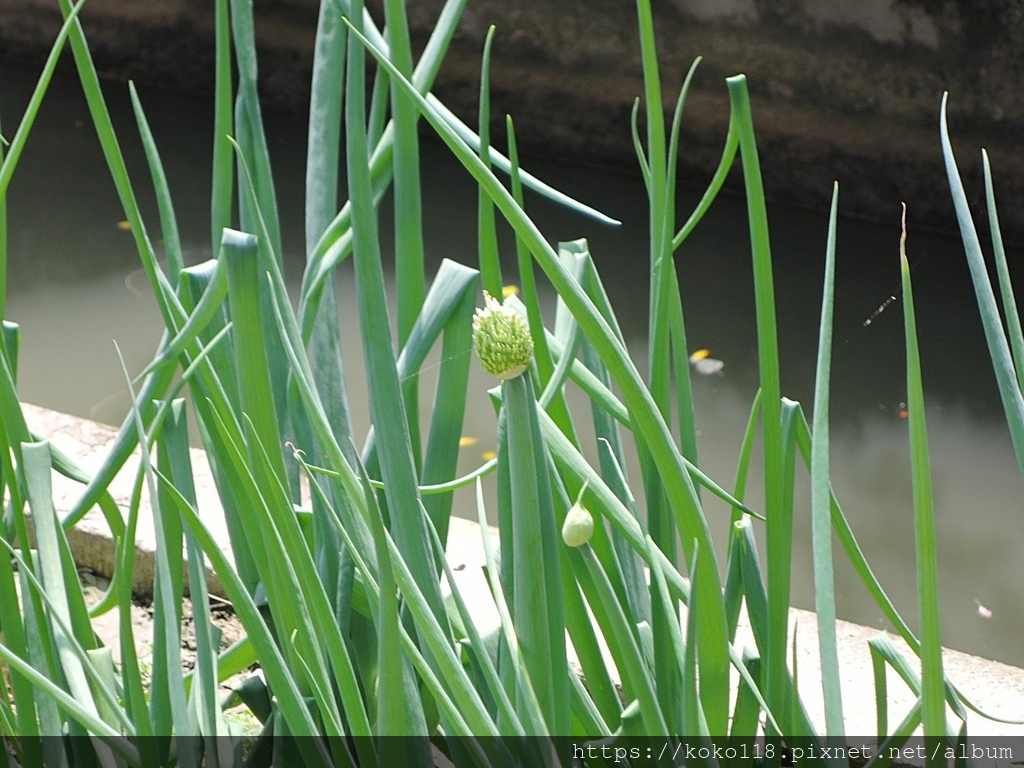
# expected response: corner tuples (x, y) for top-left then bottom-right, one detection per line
(561, 501), (595, 548)
(472, 291), (534, 380)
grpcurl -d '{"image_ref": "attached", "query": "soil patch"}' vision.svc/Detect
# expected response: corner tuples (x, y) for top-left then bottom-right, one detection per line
(79, 568), (252, 695)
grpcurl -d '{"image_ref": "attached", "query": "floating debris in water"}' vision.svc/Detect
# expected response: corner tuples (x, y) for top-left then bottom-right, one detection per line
(975, 599), (993, 619)
(116, 220), (131, 231)
(459, 436), (479, 447)
(481, 450), (496, 461)
(689, 349), (724, 375)
(502, 284), (519, 297)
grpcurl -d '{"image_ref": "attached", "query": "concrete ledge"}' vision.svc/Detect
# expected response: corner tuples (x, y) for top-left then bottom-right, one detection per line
(23, 402), (232, 598)
(22, 403), (1024, 737)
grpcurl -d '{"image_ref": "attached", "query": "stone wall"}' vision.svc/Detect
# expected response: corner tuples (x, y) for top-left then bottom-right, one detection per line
(2, 0), (1022, 236)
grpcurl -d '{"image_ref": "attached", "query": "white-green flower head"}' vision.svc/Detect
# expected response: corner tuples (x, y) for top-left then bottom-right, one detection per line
(473, 291), (534, 380)
(561, 502), (595, 548)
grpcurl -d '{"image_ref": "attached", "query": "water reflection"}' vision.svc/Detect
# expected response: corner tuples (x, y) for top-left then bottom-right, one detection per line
(2, 62), (1022, 666)
(689, 372), (1024, 667)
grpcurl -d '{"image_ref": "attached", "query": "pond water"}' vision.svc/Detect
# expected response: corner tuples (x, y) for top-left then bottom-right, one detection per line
(2, 62), (1023, 668)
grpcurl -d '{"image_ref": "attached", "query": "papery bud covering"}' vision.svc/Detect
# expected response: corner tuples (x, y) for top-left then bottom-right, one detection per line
(561, 502), (595, 547)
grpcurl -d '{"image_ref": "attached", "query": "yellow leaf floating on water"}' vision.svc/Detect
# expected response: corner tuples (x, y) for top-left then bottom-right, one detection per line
(502, 284), (519, 298)
(458, 436), (479, 447)
(689, 348), (724, 375)
(481, 450), (497, 461)
(116, 220), (131, 231)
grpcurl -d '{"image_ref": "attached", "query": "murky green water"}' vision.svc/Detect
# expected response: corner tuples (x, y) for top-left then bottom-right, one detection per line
(2, 62), (1022, 667)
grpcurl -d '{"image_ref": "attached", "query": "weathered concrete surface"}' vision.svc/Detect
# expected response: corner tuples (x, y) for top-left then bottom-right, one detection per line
(18, 401), (1024, 737)
(21, 401), (232, 597)
(1, 1), (1022, 235)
